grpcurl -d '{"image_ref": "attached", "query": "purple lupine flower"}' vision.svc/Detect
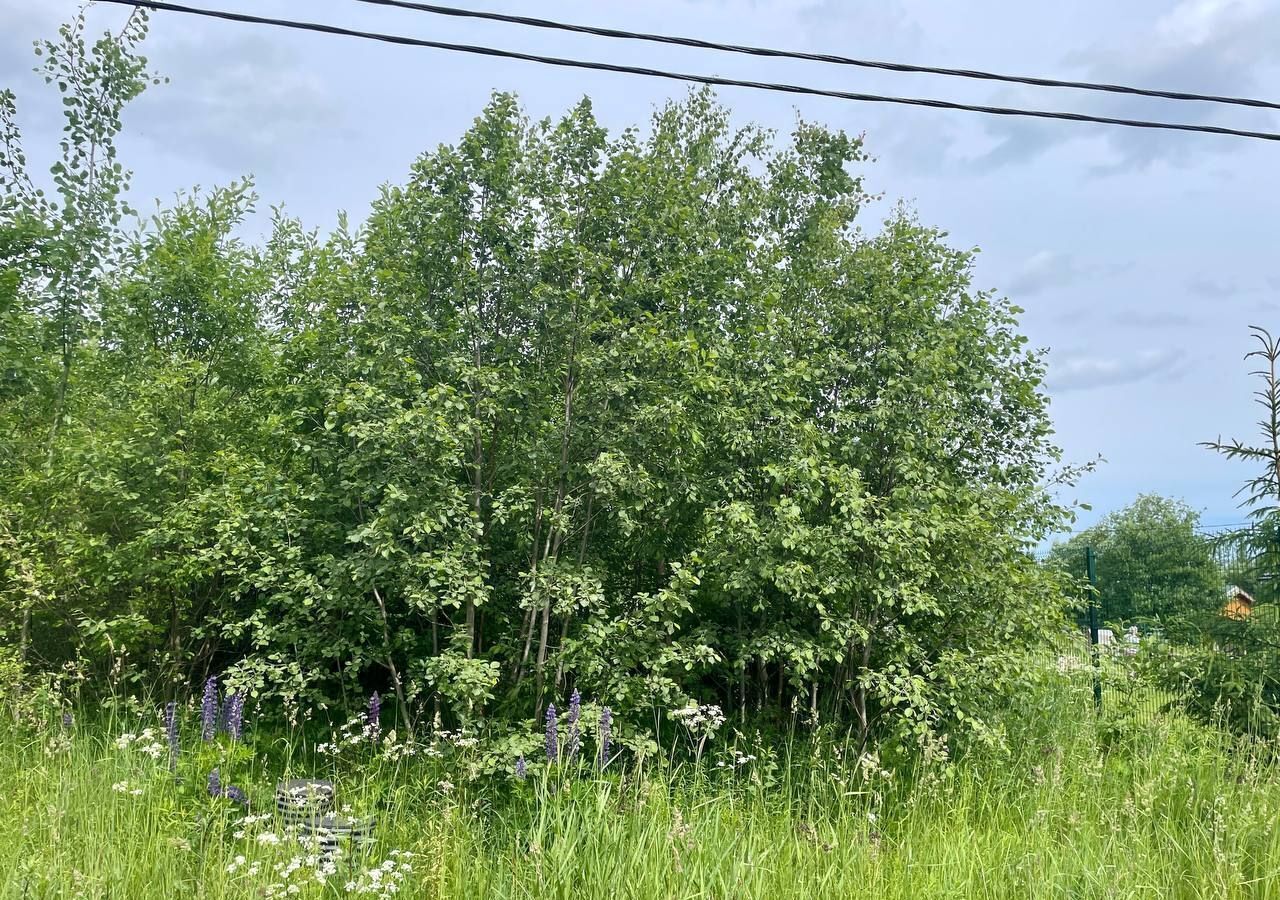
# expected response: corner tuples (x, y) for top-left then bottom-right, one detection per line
(515, 755), (527, 780)
(222, 783), (249, 807)
(224, 693), (245, 742)
(367, 691), (381, 743)
(544, 703), (558, 762)
(598, 707), (612, 768)
(61, 710), (74, 732)
(566, 689), (581, 761)
(164, 701), (179, 774)
(207, 768), (221, 798)
(200, 676), (218, 741)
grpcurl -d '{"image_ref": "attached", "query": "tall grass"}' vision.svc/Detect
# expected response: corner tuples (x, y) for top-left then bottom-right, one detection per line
(3, 662), (1280, 898)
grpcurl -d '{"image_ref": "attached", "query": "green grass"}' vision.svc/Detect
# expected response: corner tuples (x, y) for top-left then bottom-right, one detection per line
(4, 666), (1280, 899)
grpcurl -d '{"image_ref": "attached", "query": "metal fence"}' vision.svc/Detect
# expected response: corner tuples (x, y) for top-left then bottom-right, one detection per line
(1046, 523), (1276, 722)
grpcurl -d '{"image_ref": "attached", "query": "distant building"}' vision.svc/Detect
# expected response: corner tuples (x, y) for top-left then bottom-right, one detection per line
(1223, 585), (1255, 620)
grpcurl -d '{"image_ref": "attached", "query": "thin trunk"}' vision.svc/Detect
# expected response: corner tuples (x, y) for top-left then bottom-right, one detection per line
(0, 522), (41, 665)
(515, 604), (536, 683)
(371, 586), (411, 735)
(535, 352), (577, 694)
(514, 494), (545, 684)
(19, 606), (30, 665)
(535, 592), (553, 699)
(553, 611), (571, 688)
(855, 613), (877, 753)
(534, 528), (564, 699)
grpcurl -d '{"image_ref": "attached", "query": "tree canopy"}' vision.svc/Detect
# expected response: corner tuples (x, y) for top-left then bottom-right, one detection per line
(1050, 494), (1224, 626)
(0, 13), (1070, 756)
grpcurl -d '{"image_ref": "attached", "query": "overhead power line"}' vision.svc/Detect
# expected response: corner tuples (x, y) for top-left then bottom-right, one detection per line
(99, 0), (1280, 144)
(352, 0), (1280, 113)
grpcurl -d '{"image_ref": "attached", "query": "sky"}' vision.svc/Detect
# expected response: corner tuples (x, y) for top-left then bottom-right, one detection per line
(3, 0), (1279, 533)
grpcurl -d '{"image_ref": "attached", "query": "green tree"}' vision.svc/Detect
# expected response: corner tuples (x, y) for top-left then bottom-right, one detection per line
(1154, 326), (1280, 736)
(0, 10), (159, 665)
(1050, 494), (1223, 626)
(0, 10), (1072, 755)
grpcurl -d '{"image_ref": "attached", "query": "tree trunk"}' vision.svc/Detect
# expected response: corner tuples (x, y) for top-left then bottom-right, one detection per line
(371, 586), (411, 735)
(855, 613), (876, 753)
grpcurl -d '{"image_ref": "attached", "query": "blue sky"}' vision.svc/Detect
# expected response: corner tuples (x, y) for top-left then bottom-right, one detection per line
(4, 0), (1279, 532)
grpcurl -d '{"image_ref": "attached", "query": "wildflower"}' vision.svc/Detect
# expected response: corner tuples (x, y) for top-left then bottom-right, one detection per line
(257, 831), (281, 846)
(598, 707), (612, 767)
(225, 692), (245, 742)
(368, 692), (381, 743)
(544, 703), (558, 762)
(208, 768), (222, 798)
(566, 689), (581, 761)
(111, 781), (130, 793)
(164, 701), (179, 774)
(201, 676), (218, 741)
(515, 754), (527, 779)
(437, 779), (455, 795)
(224, 783), (249, 807)
(61, 710), (74, 732)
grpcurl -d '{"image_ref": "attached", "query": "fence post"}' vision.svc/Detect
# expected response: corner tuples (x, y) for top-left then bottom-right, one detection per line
(1086, 546), (1102, 711)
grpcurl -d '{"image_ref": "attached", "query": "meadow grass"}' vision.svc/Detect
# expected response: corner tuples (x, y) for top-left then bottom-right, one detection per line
(3, 664), (1280, 899)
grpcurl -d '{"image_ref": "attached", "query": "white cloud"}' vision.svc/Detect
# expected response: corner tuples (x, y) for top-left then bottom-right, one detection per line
(129, 29), (343, 175)
(1004, 250), (1127, 297)
(969, 0), (1280, 173)
(1047, 348), (1188, 392)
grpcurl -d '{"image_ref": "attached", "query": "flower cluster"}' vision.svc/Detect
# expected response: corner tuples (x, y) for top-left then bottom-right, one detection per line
(343, 850), (414, 898)
(110, 780), (144, 796)
(537, 698), (614, 770)
(565, 690), (581, 761)
(223, 692), (245, 741)
(114, 728), (167, 760)
(598, 707), (612, 767)
(378, 730), (418, 763)
(857, 752), (893, 781)
(201, 676), (219, 741)
(544, 704), (558, 762)
(231, 813), (274, 840)
(716, 749), (757, 769)
(367, 692), (381, 743)
(207, 768), (249, 807)
(316, 710), (382, 755)
(227, 847), (344, 898)
(671, 703), (726, 737)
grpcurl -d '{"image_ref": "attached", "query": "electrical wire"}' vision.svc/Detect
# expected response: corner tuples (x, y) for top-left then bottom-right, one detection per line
(98, 0), (1280, 144)
(351, 0), (1280, 113)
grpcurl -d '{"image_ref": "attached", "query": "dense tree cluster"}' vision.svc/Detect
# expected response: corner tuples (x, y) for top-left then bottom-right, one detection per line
(1, 13), (1068, 752)
(1049, 494), (1225, 626)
